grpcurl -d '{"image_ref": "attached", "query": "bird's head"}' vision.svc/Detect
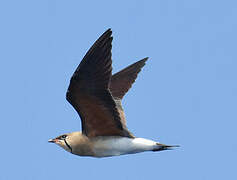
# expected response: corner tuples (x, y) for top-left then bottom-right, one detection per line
(48, 133), (73, 153)
(49, 132), (93, 156)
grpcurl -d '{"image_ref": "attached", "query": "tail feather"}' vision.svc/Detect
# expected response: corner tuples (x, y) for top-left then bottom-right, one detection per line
(152, 143), (180, 152)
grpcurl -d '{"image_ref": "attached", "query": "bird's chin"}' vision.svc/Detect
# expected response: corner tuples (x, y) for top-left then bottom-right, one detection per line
(58, 143), (71, 152)
(50, 140), (71, 152)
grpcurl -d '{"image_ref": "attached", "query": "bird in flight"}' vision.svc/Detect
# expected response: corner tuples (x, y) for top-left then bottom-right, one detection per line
(49, 29), (178, 157)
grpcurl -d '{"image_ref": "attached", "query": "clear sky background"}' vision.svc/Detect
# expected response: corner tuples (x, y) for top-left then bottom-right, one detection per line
(1, 0), (237, 179)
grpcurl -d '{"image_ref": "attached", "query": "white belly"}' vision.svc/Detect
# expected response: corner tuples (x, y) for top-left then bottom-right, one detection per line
(92, 137), (157, 157)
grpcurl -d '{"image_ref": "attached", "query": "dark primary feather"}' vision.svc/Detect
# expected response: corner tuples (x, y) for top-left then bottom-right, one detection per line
(66, 29), (133, 138)
(110, 58), (148, 99)
(109, 58), (148, 127)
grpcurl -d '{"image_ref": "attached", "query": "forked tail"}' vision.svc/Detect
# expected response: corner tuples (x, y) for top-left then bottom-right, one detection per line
(152, 143), (180, 152)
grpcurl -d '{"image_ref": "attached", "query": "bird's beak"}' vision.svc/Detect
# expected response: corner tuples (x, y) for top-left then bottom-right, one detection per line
(157, 143), (180, 150)
(48, 139), (56, 143)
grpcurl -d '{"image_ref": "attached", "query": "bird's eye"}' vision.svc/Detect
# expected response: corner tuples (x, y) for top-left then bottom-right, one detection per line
(61, 135), (67, 139)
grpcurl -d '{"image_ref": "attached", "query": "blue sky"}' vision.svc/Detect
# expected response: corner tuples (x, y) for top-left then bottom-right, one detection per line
(1, 0), (237, 179)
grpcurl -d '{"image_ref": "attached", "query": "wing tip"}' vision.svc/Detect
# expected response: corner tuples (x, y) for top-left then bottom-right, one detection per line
(131, 57), (149, 69)
(102, 28), (112, 38)
(139, 57), (149, 64)
(106, 28), (112, 32)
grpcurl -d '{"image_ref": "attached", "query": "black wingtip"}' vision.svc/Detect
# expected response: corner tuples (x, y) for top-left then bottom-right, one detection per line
(141, 57), (149, 63)
(134, 57), (149, 67)
(96, 29), (112, 44)
(104, 28), (112, 36)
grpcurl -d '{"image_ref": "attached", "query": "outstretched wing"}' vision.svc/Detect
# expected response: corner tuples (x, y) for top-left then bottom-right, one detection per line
(109, 58), (148, 128)
(110, 58), (148, 99)
(66, 29), (133, 138)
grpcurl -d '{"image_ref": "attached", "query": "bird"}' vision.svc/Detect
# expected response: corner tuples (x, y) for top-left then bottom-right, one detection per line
(48, 29), (179, 157)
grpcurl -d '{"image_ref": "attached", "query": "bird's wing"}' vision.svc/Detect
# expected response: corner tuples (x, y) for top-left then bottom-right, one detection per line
(66, 29), (133, 138)
(109, 58), (148, 127)
(110, 58), (148, 99)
